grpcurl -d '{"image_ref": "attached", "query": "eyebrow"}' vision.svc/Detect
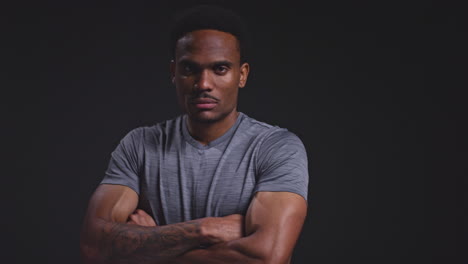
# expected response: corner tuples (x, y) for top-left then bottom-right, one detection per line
(179, 59), (234, 68)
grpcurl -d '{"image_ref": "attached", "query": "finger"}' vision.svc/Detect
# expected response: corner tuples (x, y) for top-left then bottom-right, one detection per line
(127, 219), (137, 225)
(135, 209), (157, 226)
(128, 211), (156, 227)
(129, 214), (142, 225)
(135, 209), (150, 217)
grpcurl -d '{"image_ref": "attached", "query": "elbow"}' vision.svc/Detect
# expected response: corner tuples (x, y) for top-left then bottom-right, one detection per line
(242, 256), (288, 264)
(80, 231), (107, 264)
(256, 253), (291, 264)
(266, 248), (293, 264)
(79, 218), (111, 263)
(80, 241), (101, 264)
(229, 241), (289, 264)
(250, 243), (292, 264)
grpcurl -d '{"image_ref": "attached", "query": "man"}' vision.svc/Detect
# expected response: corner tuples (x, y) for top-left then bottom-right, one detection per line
(80, 5), (309, 264)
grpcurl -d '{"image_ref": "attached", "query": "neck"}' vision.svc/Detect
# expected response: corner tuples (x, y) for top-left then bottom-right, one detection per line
(186, 111), (240, 145)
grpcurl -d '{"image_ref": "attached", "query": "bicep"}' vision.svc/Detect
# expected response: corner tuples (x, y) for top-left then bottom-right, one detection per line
(242, 191), (307, 262)
(84, 184), (139, 223)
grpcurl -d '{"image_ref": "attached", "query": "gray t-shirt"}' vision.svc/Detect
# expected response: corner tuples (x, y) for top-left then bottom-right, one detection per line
(102, 112), (309, 225)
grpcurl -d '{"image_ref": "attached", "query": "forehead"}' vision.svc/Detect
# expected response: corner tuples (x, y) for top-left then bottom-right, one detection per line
(175, 29), (240, 63)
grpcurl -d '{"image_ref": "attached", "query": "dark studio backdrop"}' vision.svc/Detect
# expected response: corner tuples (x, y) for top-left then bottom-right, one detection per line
(8, 0), (467, 263)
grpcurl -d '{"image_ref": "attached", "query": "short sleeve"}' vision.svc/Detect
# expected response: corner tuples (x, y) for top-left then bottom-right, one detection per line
(254, 129), (309, 201)
(100, 127), (144, 194)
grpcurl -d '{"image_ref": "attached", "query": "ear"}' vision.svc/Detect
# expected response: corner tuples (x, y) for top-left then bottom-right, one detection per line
(239, 62), (250, 88)
(170, 60), (176, 84)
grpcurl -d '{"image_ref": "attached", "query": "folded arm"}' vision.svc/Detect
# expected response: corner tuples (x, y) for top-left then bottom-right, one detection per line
(79, 184), (244, 264)
(170, 191), (308, 264)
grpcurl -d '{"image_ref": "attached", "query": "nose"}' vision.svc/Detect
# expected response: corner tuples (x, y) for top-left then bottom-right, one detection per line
(194, 69), (213, 91)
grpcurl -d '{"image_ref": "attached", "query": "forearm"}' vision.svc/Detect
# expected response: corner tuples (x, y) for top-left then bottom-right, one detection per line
(81, 218), (204, 264)
(169, 242), (260, 264)
(168, 235), (283, 264)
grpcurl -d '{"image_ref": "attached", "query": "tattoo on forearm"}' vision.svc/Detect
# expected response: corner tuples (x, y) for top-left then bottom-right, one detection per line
(99, 221), (201, 263)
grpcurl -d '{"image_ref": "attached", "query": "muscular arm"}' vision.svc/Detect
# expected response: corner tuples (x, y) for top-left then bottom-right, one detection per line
(79, 184), (243, 264)
(171, 191), (308, 264)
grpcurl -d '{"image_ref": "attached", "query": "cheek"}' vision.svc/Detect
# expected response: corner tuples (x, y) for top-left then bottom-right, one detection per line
(223, 86), (239, 104)
(175, 79), (192, 94)
(175, 85), (190, 104)
(218, 75), (240, 94)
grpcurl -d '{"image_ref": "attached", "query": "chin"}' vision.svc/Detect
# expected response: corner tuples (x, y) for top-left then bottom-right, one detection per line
(190, 113), (222, 124)
(188, 110), (229, 124)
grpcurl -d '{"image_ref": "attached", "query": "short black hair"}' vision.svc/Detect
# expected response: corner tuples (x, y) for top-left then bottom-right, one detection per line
(169, 5), (249, 63)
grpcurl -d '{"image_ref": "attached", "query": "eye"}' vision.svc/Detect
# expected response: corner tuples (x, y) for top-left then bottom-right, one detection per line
(213, 65), (229, 75)
(181, 65), (194, 75)
(178, 62), (199, 76)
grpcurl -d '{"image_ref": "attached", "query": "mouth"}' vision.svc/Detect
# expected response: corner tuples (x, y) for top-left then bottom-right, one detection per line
(190, 98), (218, 110)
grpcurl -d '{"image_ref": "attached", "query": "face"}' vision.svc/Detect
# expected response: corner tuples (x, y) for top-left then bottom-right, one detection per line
(171, 29), (249, 124)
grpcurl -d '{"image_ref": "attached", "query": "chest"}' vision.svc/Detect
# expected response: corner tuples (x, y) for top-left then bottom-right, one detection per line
(140, 141), (259, 223)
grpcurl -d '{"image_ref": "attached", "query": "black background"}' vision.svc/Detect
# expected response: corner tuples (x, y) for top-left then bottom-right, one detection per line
(6, 0), (467, 263)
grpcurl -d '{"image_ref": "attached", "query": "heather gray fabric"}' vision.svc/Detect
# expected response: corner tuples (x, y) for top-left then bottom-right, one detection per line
(102, 112), (309, 225)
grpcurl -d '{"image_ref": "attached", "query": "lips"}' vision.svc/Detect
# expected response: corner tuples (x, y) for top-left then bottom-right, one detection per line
(191, 98), (218, 110)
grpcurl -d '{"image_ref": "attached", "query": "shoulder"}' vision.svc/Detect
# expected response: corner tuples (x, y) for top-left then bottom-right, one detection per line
(240, 113), (306, 151)
(239, 113), (275, 132)
(119, 115), (184, 145)
(259, 129), (307, 162)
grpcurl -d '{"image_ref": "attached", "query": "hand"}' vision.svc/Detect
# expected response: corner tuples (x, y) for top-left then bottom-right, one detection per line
(200, 214), (245, 245)
(126, 209), (157, 227)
